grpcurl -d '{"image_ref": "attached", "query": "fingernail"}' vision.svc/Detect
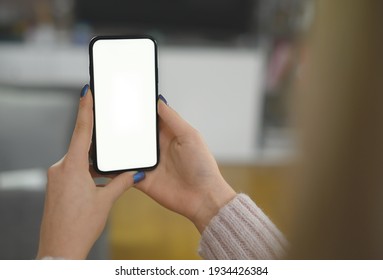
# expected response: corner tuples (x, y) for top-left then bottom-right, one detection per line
(133, 171), (145, 184)
(158, 94), (168, 105)
(80, 84), (89, 98)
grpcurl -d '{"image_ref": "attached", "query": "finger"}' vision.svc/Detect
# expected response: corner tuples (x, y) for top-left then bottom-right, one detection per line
(158, 117), (174, 149)
(68, 85), (93, 161)
(158, 99), (192, 136)
(102, 171), (135, 203)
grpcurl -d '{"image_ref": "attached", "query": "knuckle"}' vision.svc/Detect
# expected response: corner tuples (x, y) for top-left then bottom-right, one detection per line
(47, 164), (59, 178)
(189, 127), (203, 141)
(47, 166), (54, 176)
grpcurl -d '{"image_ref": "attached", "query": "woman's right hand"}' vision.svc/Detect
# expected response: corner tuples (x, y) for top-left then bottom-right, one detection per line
(135, 97), (236, 233)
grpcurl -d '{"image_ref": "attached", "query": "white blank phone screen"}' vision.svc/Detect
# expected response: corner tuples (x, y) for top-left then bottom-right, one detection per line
(92, 38), (157, 172)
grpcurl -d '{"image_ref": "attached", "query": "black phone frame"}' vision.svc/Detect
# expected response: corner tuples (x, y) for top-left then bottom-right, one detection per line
(89, 35), (160, 175)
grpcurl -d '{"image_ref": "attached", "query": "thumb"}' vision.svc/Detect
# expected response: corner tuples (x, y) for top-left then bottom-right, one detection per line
(158, 98), (192, 137)
(68, 85), (93, 162)
(102, 171), (143, 203)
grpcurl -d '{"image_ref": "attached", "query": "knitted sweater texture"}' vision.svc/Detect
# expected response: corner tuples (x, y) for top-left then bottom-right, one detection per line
(199, 194), (288, 259)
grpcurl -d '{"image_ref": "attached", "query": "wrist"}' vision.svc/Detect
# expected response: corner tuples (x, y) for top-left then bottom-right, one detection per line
(37, 249), (86, 260)
(37, 240), (89, 260)
(192, 180), (236, 233)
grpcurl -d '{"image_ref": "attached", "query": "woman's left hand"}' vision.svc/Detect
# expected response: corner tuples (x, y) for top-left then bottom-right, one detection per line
(37, 86), (136, 259)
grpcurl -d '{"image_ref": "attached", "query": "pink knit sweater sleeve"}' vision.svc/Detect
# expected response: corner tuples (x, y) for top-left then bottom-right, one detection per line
(198, 193), (288, 259)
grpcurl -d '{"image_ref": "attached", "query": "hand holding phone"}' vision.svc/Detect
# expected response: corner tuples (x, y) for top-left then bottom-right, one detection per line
(89, 36), (159, 174)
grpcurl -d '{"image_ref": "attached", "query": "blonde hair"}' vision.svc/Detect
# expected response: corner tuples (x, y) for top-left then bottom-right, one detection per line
(290, 0), (383, 259)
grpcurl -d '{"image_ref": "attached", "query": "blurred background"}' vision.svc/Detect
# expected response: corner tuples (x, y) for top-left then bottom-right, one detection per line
(0, 0), (313, 259)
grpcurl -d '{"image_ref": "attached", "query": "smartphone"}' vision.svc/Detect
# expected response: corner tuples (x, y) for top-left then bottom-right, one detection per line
(89, 36), (159, 174)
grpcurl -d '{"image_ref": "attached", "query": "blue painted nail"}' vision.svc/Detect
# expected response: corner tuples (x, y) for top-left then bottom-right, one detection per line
(133, 171), (145, 184)
(80, 84), (89, 98)
(158, 94), (168, 105)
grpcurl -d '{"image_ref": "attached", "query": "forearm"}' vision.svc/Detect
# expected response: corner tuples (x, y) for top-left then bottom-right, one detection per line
(199, 194), (288, 260)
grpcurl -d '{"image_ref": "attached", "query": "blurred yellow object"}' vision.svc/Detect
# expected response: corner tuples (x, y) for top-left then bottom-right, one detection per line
(109, 164), (290, 260)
